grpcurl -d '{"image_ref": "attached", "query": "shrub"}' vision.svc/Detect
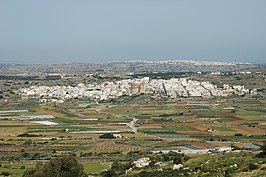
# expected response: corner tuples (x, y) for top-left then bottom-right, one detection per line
(0, 172), (10, 176)
(234, 133), (243, 136)
(100, 169), (117, 177)
(248, 163), (258, 170)
(99, 133), (116, 139)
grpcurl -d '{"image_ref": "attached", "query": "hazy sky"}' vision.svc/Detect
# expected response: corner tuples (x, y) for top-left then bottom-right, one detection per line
(0, 0), (265, 64)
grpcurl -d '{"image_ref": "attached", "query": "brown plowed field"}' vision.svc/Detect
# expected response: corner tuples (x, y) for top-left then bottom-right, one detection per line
(226, 115), (243, 121)
(230, 126), (266, 133)
(193, 125), (211, 131)
(138, 124), (162, 128)
(192, 118), (222, 121)
(190, 141), (215, 149)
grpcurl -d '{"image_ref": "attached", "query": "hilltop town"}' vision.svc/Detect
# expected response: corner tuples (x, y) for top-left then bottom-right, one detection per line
(18, 77), (253, 103)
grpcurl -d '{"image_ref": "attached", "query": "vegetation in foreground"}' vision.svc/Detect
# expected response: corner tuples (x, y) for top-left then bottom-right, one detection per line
(16, 146), (266, 177)
(22, 155), (86, 177)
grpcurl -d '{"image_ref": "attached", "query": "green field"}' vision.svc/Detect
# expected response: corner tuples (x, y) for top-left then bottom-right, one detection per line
(0, 70), (266, 176)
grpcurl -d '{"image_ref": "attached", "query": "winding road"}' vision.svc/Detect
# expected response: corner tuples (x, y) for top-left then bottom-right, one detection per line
(128, 117), (138, 133)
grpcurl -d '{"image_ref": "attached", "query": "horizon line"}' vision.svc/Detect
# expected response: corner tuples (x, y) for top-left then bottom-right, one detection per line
(0, 59), (260, 65)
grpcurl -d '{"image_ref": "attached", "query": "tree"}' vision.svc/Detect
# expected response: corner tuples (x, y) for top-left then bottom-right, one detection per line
(61, 155), (85, 177)
(23, 155), (86, 177)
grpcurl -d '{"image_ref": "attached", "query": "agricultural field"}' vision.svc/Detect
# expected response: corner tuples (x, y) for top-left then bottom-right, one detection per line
(0, 70), (265, 176)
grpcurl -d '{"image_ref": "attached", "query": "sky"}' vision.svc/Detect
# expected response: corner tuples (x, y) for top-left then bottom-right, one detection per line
(0, 0), (266, 64)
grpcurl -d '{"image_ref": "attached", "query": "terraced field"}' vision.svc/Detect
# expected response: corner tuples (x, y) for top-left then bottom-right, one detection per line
(0, 93), (265, 176)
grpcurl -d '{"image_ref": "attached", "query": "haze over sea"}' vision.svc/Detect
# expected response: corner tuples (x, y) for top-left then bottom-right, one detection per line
(0, 0), (265, 64)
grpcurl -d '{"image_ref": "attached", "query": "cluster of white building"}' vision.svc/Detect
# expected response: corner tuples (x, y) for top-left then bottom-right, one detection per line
(149, 78), (250, 98)
(17, 77), (253, 103)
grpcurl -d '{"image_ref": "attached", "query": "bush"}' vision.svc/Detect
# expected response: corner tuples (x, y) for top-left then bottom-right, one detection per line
(173, 157), (182, 164)
(18, 133), (41, 137)
(0, 172), (10, 176)
(109, 161), (134, 176)
(255, 141), (266, 158)
(234, 133), (243, 136)
(80, 152), (93, 157)
(23, 152), (30, 158)
(248, 163), (258, 170)
(161, 152), (188, 163)
(100, 169), (117, 177)
(23, 140), (33, 145)
(99, 133), (116, 139)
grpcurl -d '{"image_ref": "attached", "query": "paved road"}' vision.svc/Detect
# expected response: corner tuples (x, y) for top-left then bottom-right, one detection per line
(128, 117), (138, 133)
